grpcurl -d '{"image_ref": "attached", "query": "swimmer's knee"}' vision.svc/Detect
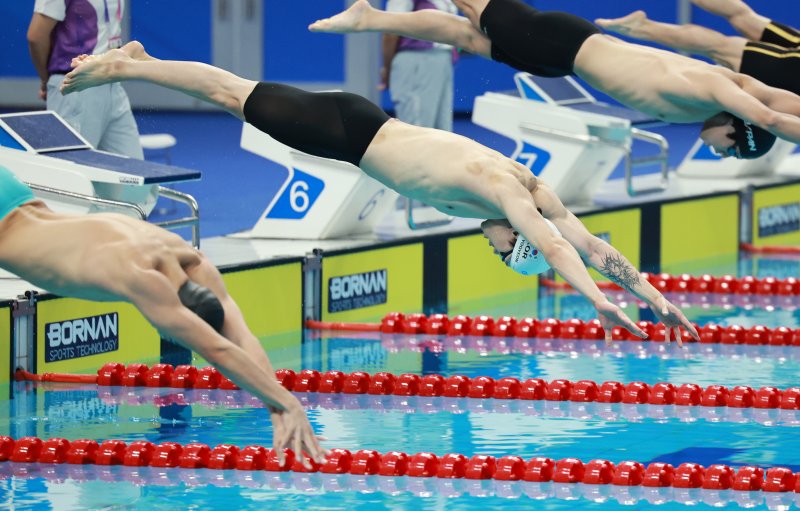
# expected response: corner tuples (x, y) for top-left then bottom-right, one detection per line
(179, 280), (225, 333)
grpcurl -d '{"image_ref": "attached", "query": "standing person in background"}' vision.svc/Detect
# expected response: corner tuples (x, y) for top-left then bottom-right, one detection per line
(27, 0), (143, 159)
(382, 0), (458, 131)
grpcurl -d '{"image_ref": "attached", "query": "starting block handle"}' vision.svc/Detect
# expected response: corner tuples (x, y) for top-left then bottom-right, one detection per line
(520, 123), (599, 145)
(26, 182), (147, 220)
(625, 128), (670, 197)
(155, 186), (201, 249)
(405, 200), (454, 230)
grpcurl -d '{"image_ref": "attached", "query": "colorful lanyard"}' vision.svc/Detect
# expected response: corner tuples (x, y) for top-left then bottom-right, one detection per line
(102, 0), (122, 24)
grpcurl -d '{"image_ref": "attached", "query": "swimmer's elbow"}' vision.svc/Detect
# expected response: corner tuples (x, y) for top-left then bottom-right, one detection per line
(195, 339), (232, 367)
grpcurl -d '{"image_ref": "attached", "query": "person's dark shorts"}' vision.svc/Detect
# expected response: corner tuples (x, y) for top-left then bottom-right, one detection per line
(759, 20), (800, 49)
(741, 41), (800, 95)
(479, 0), (600, 77)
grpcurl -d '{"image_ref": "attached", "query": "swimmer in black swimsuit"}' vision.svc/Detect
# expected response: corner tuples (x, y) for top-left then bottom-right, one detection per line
(596, 5), (800, 96)
(61, 41), (700, 345)
(310, 0), (800, 159)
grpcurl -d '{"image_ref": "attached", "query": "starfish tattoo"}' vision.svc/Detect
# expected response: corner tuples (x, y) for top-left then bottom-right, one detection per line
(599, 253), (640, 290)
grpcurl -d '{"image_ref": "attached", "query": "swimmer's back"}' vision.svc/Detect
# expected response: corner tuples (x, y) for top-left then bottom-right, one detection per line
(0, 166), (36, 222)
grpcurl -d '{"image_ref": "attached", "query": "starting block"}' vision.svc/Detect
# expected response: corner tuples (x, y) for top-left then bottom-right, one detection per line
(472, 73), (669, 205)
(239, 122), (399, 239)
(678, 138), (796, 178)
(0, 111), (202, 246)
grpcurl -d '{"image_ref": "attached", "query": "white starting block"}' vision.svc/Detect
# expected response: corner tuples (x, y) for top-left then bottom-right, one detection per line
(677, 137), (796, 178)
(472, 73), (669, 205)
(0, 111), (202, 246)
(239, 123), (400, 239)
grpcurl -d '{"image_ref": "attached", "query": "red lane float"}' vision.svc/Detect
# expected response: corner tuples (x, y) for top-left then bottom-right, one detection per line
(540, 272), (800, 296)
(16, 363), (800, 411)
(308, 312), (800, 348)
(14, 436), (794, 493)
(740, 242), (800, 255)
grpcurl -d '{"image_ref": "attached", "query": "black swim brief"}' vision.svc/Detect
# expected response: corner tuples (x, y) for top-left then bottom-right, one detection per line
(479, 0), (601, 77)
(741, 41), (800, 95)
(759, 20), (800, 49)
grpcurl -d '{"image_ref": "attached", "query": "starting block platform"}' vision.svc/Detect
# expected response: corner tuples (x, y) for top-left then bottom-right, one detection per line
(0, 111), (201, 246)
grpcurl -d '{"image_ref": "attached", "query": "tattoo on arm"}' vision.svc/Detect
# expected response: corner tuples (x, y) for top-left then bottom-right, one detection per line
(599, 253), (641, 290)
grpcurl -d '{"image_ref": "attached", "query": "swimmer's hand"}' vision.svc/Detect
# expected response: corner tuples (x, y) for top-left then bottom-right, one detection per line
(270, 402), (328, 469)
(650, 297), (700, 348)
(594, 300), (647, 346)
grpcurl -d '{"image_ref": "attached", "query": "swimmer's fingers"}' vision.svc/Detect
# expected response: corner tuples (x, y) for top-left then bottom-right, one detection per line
(604, 327), (613, 347)
(675, 328), (684, 348)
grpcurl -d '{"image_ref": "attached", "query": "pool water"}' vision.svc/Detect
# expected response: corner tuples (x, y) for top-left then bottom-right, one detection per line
(2, 253), (800, 510)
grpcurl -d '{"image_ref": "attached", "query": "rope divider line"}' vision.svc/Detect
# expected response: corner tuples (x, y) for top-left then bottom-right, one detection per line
(540, 272), (800, 296)
(740, 243), (800, 255)
(309, 312), (800, 347)
(0, 435), (798, 493)
(14, 363), (800, 411)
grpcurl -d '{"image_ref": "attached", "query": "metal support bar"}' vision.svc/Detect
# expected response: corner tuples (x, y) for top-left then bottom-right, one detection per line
(154, 186), (201, 249)
(626, 128), (670, 197)
(26, 183), (147, 219)
(12, 291), (37, 375)
(405, 200), (454, 230)
(303, 250), (323, 322)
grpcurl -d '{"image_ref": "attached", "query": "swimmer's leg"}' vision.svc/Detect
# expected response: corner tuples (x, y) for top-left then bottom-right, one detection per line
(689, 0), (770, 41)
(61, 46), (257, 120)
(596, 10), (747, 71)
(309, 0), (491, 57)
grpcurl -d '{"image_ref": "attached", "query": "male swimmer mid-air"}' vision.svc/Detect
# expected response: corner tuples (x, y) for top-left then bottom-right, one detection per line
(595, 1), (800, 96)
(310, 0), (800, 159)
(0, 166), (325, 468)
(60, 42), (699, 344)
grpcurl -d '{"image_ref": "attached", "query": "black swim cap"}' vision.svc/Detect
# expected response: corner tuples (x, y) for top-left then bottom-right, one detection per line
(729, 116), (777, 159)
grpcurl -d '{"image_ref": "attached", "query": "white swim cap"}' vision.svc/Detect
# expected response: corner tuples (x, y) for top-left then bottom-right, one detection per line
(508, 219), (561, 276)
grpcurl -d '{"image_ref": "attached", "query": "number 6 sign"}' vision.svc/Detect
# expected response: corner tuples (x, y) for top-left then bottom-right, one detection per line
(240, 122), (398, 239)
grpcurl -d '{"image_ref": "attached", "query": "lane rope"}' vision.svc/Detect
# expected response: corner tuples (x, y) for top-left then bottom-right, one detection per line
(15, 364), (800, 410)
(741, 243), (800, 255)
(64, 385), (800, 427)
(0, 435), (797, 493)
(0, 460), (790, 507)
(309, 312), (800, 347)
(540, 272), (800, 296)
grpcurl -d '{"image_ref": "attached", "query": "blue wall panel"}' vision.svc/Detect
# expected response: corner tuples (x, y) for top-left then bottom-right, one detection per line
(0, 2), (39, 78)
(263, 0), (345, 82)
(130, 0), (212, 63)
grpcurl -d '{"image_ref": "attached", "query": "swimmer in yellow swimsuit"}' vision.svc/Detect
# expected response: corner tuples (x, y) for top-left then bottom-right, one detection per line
(0, 166), (325, 468)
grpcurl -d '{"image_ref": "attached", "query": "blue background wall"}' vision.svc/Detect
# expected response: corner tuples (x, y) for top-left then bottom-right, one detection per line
(3, 0), (799, 108)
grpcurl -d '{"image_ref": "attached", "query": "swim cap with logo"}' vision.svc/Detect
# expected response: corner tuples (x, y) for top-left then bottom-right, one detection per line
(729, 116), (776, 159)
(508, 219), (562, 276)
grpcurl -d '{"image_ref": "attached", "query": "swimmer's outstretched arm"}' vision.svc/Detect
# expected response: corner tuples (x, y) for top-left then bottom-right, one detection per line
(127, 269), (325, 466)
(595, 11), (743, 70)
(533, 183), (699, 345)
(308, 0), (491, 57)
(494, 177), (647, 343)
(714, 76), (800, 143)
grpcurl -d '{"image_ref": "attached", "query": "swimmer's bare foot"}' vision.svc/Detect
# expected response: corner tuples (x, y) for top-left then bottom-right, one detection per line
(61, 49), (130, 94)
(121, 40), (156, 62)
(595, 10), (649, 38)
(308, 0), (373, 33)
